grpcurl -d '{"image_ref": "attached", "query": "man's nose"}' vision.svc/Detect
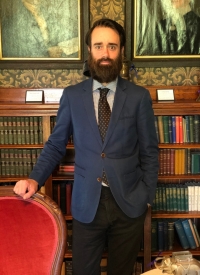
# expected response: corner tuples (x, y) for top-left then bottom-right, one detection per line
(102, 46), (109, 58)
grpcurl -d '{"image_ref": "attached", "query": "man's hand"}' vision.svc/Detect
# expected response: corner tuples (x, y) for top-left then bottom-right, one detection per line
(13, 179), (39, 200)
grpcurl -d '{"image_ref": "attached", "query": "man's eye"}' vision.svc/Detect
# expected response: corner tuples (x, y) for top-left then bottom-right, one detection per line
(110, 46), (116, 50)
(94, 45), (102, 50)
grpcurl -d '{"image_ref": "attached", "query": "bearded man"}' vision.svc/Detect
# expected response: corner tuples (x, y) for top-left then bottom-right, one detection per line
(14, 19), (159, 275)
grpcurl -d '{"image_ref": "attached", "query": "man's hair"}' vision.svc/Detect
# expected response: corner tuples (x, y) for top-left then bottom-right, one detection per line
(85, 18), (126, 49)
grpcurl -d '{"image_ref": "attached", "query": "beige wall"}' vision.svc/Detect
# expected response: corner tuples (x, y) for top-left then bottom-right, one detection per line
(0, 0), (199, 88)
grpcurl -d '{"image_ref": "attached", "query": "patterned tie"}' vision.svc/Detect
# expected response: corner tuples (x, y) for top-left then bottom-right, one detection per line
(98, 88), (111, 141)
(98, 88), (111, 186)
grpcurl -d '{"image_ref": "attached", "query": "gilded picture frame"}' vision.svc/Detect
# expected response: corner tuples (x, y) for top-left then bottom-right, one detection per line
(0, 0), (89, 69)
(132, 0), (200, 66)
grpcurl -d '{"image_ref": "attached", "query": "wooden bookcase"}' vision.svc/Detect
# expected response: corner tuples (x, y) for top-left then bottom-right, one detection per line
(0, 88), (62, 197)
(144, 85), (200, 271)
(1, 85), (200, 273)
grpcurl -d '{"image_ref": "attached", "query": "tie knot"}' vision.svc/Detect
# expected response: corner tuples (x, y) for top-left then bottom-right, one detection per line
(99, 88), (109, 98)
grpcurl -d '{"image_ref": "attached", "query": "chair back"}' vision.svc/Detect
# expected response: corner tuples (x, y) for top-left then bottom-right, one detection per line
(0, 185), (67, 275)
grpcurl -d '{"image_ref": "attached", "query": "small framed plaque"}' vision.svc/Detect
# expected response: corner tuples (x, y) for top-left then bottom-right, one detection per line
(44, 89), (63, 103)
(157, 89), (174, 101)
(26, 90), (43, 102)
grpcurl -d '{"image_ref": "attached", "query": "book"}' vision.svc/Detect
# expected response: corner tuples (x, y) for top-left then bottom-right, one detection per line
(66, 182), (72, 215)
(193, 115), (200, 143)
(163, 219), (168, 251)
(188, 218), (199, 247)
(179, 116), (183, 143)
(100, 258), (107, 275)
(158, 116), (164, 143)
(60, 181), (66, 214)
(167, 220), (175, 250)
(66, 221), (72, 251)
(168, 116), (173, 143)
(175, 116), (180, 143)
(193, 222), (200, 245)
(157, 219), (164, 251)
(61, 261), (65, 275)
(151, 220), (157, 251)
(154, 116), (159, 142)
(174, 219), (190, 249)
(189, 115), (194, 143)
(185, 115), (190, 142)
(163, 116), (169, 143)
(171, 116), (176, 143)
(181, 219), (197, 249)
(65, 260), (73, 275)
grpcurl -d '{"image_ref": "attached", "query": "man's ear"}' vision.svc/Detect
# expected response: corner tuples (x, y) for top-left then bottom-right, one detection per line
(121, 46), (124, 56)
(88, 46), (91, 53)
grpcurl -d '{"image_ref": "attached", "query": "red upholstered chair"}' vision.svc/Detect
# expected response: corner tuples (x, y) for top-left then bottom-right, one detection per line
(0, 185), (67, 275)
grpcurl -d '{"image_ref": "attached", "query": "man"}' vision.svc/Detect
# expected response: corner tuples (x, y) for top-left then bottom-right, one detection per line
(155, 0), (200, 55)
(14, 19), (159, 275)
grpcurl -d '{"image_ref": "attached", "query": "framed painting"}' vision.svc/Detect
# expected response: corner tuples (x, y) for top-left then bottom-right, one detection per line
(131, 0), (200, 66)
(0, 0), (89, 69)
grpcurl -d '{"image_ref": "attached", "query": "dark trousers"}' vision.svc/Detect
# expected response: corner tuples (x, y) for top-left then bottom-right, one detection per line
(72, 186), (147, 275)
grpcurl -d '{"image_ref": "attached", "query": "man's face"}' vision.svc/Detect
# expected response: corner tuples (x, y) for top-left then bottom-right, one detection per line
(87, 26), (123, 84)
(171, 0), (190, 8)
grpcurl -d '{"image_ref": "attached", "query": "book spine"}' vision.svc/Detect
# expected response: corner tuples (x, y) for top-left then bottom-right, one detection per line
(157, 220), (164, 251)
(179, 116), (183, 144)
(168, 116), (172, 143)
(25, 117), (30, 144)
(38, 116), (43, 144)
(174, 219), (190, 249)
(171, 116), (176, 143)
(3, 117), (9, 144)
(154, 116), (159, 143)
(163, 116), (169, 143)
(158, 116), (164, 143)
(16, 117), (22, 145)
(182, 219), (197, 249)
(194, 115), (200, 143)
(167, 220), (175, 250)
(151, 220), (157, 251)
(175, 116), (180, 143)
(189, 115), (194, 143)
(188, 218), (199, 247)
(21, 117), (26, 144)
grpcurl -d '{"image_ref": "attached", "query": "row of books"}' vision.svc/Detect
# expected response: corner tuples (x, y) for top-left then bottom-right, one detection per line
(174, 219), (200, 250)
(153, 183), (188, 212)
(153, 181), (200, 212)
(0, 148), (42, 176)
(159, 148), (200, 175)
(152, 218), (200, 252)
(53, 181), (73, 215)
(155, 115), (200, 144)
(50, 116), (73, 145)
(0, 116), (43, 145)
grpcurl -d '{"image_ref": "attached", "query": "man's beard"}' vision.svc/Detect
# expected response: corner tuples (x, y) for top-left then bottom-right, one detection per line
(87, 52), (123, 83)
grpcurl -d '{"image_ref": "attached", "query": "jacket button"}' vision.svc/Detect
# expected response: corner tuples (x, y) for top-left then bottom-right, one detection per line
(97, 177), (101, 182)
(101, 153), (106, 158)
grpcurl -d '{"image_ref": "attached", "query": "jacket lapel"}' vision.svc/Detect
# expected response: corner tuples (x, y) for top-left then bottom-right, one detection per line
(103, 78), (127, 149)
(82, 79), (102, 146)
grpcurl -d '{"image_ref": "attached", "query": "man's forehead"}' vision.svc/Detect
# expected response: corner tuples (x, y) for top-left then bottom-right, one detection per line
(91, 27), (120, 43)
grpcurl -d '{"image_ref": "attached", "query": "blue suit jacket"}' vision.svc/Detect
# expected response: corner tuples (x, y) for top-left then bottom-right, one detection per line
(30, 76), (159, 223)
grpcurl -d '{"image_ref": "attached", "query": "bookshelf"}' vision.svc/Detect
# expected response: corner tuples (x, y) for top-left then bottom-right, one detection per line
(0, 88), (61, 197)
(145, 85), (200, 270)
(1, 85), (200, 273)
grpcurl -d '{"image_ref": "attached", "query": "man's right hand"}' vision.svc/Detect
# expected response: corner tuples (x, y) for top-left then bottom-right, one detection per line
(13, 179), (39, 200)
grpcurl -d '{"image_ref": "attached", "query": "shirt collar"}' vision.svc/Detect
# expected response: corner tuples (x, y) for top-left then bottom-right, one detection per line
(93, 78), (118, 93)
